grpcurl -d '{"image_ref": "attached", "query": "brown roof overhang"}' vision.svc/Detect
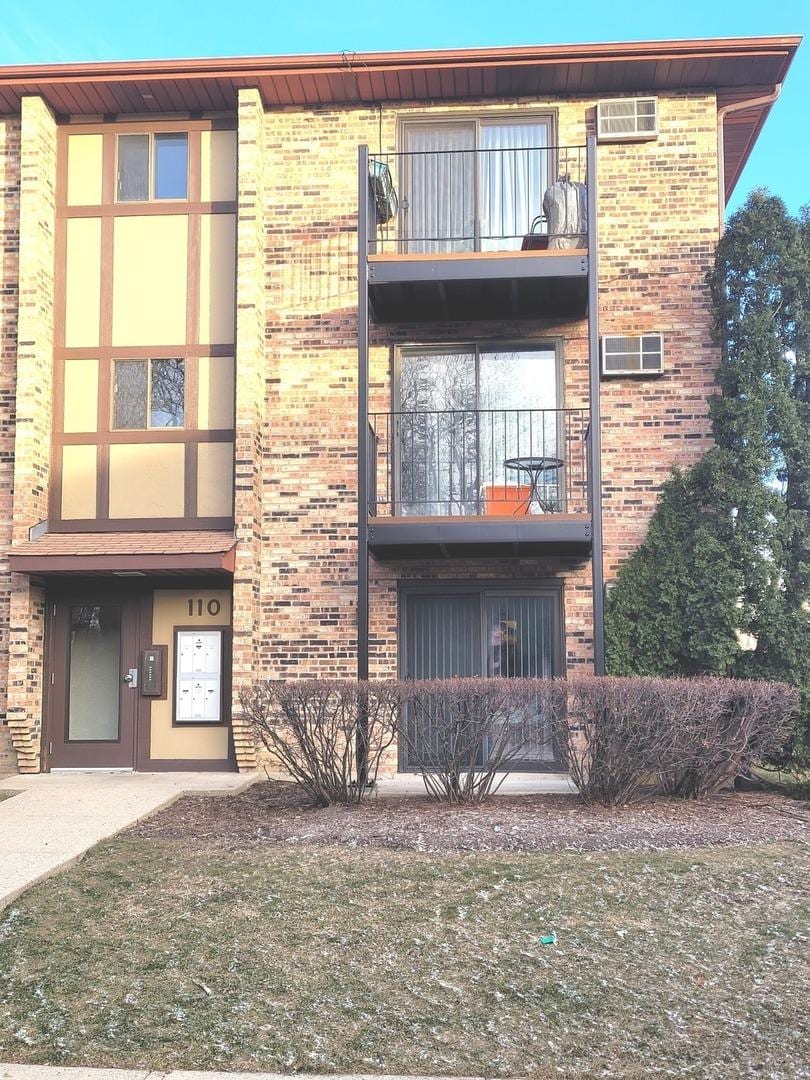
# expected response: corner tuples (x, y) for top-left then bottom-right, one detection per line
(0, 36), (799, 201)
(8, 531), (237, 576)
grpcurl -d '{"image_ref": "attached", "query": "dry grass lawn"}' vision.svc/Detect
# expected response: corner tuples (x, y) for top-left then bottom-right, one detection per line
(0, 832), (807, 1078)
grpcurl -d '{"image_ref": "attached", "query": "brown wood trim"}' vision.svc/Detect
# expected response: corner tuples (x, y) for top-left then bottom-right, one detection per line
(368, 248), (588, 263)
(171, 623), (231, 728)
(55, 428), (234, 445)
(61, 118), (236, 136)
(102, 128), (116, 203)
(185, 441), (199, 520)
(46, 515), (234, 534)
(58, 344), (234, 359)
(136, 589), (156, 770)
(10, 551), (237, 573)
(58, 200), (236, 218)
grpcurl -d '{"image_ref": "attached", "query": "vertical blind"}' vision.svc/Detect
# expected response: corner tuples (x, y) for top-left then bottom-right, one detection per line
(402, 589), (558, 768)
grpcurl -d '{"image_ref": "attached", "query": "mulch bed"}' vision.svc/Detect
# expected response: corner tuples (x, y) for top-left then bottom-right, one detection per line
(126, 779), (810, 853)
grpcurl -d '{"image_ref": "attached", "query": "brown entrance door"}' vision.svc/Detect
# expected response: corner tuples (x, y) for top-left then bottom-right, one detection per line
(47, 594), (141, 769)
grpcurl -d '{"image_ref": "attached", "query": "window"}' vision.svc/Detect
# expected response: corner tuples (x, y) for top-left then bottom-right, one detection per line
(402, 117), (552, 253)
(116, 132), (188, 202)
(400, 585), (561, 770)
(397, 344), (560, 515)
(113, 358), (185, 429)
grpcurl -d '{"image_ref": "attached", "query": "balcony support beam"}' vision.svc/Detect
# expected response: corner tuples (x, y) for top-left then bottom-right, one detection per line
(586, 134), (606, 675)
(357, 145), (370, 684)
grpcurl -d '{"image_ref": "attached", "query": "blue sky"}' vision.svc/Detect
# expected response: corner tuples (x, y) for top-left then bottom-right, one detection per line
(0, 0), (806, 215)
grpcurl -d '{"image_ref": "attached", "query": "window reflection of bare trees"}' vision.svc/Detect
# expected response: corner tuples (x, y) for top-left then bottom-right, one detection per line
(150, 358), (185, 427)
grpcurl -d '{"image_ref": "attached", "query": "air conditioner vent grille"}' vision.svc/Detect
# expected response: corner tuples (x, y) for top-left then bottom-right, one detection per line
(602, 333), (663, 376)
(597, 98), (658, 141)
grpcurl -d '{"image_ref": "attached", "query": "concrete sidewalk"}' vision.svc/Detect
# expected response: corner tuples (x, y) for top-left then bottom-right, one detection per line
(0, 1068), (481, 1080)
(0, 771), (257, 911)
(2, 1068), (488, 1080)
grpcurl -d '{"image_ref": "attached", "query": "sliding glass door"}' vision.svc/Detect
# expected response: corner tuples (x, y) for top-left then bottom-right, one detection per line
(403, 118), (550, 253)
(397, 344), (560, 516)
(401, 586), (560, 770)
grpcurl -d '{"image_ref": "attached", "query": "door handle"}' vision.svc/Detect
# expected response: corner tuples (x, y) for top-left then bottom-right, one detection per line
(123, 668), (138, 688)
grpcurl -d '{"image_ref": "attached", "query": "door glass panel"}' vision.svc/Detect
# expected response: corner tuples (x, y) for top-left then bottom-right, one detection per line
(479, 122), (549, 251)
(399, 349), (477, 516)
(478, 348), (560, 506)
(485, 594), (555, 763)
(403, 592), (480, 770)
(68, 605), (121, 741)
(405, 124), (475, 254)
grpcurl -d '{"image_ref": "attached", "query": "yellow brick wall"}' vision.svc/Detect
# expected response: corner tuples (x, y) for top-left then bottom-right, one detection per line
(6, 97), (57, 772)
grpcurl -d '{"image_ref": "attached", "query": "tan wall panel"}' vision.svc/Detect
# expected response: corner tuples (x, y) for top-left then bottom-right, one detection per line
(150, 588), (231, 761)
(64, 217), (101, 348)
(61, 444), (97, 519)
(112, 216), (188, 346)
(197, 441), (233, 517)
(63, 357), (99, 433)
(108, 443), (185, 518)
(201, 129), (237, 202)
(199, 214), (236, 346)
(66, 133), (103, 206)
(197, 356), (235, 429)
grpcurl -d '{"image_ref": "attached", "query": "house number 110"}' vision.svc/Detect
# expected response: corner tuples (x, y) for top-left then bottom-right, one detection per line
(187, 598), (222, 617)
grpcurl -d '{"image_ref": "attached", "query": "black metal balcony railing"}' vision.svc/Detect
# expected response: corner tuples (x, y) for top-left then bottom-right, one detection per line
(369, 407), (589, 518)
(368, 144), (588, 256)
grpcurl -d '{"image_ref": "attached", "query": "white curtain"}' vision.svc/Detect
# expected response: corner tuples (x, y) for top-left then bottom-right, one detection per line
(404, 125), (475, 254)
(480, 122), (549, 251)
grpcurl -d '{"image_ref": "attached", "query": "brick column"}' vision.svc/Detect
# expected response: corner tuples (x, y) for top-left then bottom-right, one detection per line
(230, 88), (266, 771)
(7, 96), (57, 772)
(0, 116), (22, 769)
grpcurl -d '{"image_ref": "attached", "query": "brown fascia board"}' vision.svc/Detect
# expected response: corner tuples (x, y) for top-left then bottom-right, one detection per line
(0, 35), (800, 92)
(7, 550), (236, 574)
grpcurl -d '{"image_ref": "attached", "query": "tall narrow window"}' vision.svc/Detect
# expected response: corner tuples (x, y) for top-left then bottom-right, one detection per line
(117, 134), (149, 202)
(154, 133), (188, 199)
(113, 358), (185, 429)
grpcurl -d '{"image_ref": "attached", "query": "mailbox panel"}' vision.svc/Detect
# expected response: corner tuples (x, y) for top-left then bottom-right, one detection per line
(175, 629), (222, 723)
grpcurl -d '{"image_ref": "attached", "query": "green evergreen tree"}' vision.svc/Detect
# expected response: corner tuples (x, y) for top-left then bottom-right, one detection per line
(605, 191), (809, 753)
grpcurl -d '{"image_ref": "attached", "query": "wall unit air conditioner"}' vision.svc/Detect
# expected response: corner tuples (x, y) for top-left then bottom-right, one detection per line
(597, 97), (658, 141)
(601, 334), (664, 376)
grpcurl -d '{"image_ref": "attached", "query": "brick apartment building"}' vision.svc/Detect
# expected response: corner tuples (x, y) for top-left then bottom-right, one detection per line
(0, 36), (799, 774)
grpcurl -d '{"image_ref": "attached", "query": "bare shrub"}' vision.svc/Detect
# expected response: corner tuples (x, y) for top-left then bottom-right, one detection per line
(551, 677), (678, 806)
(552, 676), (798, 806)
(398, 678), (560, 803)
(239, 679), (402, 806)
(662, 678), (798, 799)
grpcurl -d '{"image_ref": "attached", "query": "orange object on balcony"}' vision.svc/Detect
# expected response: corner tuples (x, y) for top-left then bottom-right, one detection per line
(482, 484), (532, 516)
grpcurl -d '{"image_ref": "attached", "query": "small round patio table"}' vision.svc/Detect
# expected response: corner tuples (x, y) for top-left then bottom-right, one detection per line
(504, 456), (564, 514)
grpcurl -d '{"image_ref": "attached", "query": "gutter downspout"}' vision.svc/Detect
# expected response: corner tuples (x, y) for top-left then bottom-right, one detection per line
(717, 85), (781, 231)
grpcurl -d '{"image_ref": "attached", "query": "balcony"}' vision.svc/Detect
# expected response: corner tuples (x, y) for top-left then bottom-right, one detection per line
(367, 406), (592, 558)
(362, 143), (591, 324)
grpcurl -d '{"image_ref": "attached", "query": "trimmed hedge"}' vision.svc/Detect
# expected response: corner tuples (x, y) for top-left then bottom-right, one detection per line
(240, 675), (798, 806)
